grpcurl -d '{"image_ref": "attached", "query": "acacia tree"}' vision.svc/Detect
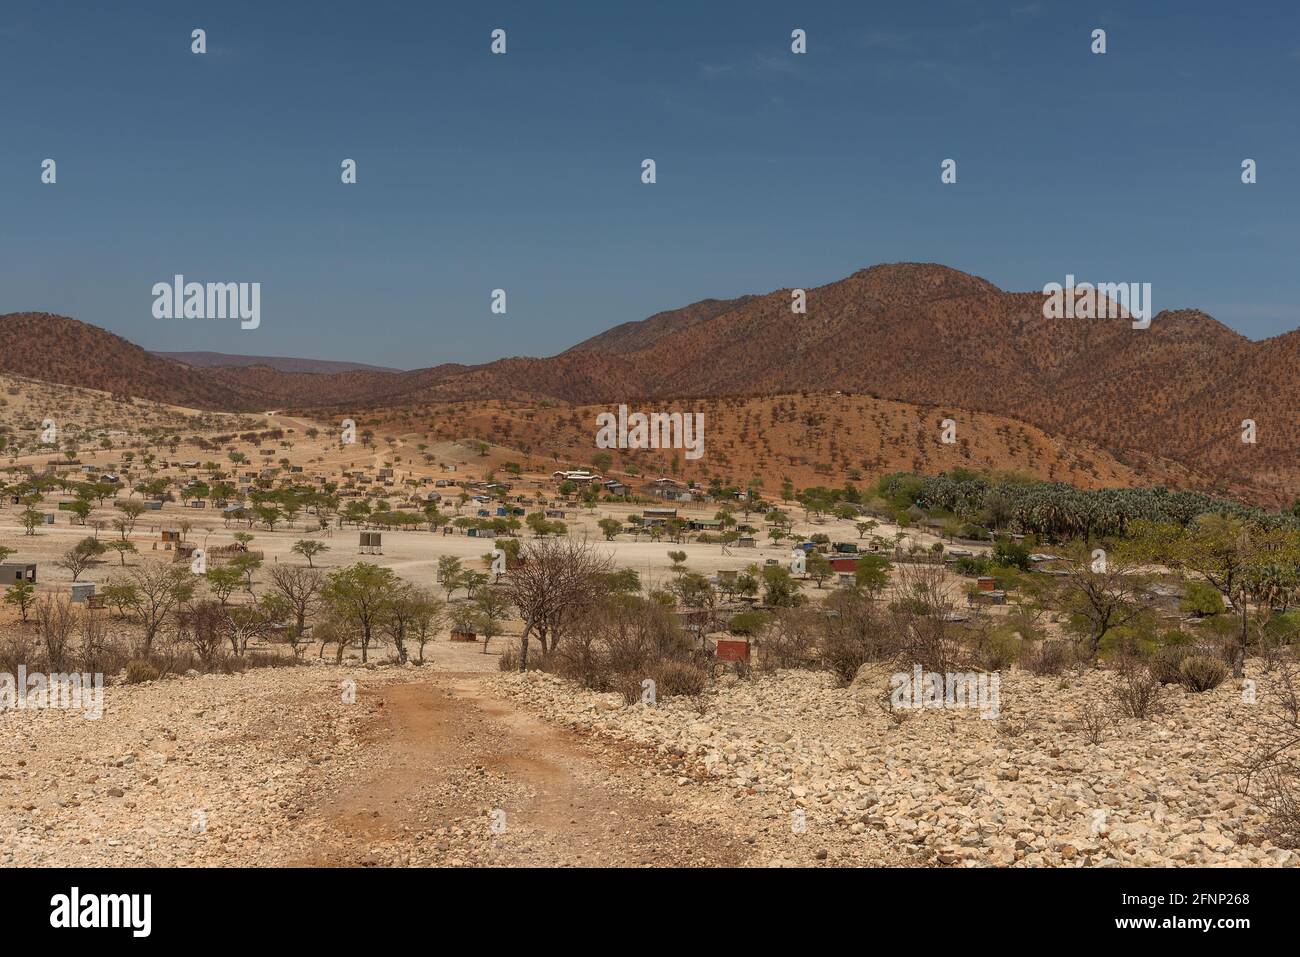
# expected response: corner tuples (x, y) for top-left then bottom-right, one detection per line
(291, 540), (329, 567)
(408, 588), (445, 664)
(472, 588), (513, 655)
(105, 540), (137, 566)
(437, 555), (465, 600)
(266, 564), (324, 647)
(4, 580), (36, 622)
(502, 537), (612, 671)
(1137, 517), (1300, 677)
(1056, 545), (1151, 661)
(225, 604), (272, 656)
(20, 508), (41, 536)
(115, 500), (146, 540)
(383, 583), (417, 663)
(323, 562), (401, 663)
(130, 564), (196, 657)
(56, 546), (95, 582)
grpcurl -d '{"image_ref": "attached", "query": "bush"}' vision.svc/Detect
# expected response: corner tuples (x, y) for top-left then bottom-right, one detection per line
(1112, 670), (1161, 720)
(1179, 655), (1228, 692)
(992, 538), (1031, 571)
(755, 608), (820, 670)
(819, 591), (896, 683)
(1148, 645), (1192, 685)
(1180, 581), (1226, 617)
(822, 630), (874, 685)
(979, 628), (1021, 671)
(1024, 639), (1076, 676)
(652, 660), (709, 698)
(498, 644), (519, 671)
(728, 610), (771, 636)
(1097, 622), (1158, 661)
(544, 595), (706, 701)
(124, 659), (161, 684)
(1263, 611), (1300, 645)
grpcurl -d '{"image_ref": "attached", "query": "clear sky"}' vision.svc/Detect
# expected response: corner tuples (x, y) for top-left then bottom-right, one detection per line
(1, 0), (1297, 368)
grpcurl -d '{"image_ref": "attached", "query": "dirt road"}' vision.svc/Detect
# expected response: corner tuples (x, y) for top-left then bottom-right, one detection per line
(0, 657), (861, 868)
(287, 674), (753, 867)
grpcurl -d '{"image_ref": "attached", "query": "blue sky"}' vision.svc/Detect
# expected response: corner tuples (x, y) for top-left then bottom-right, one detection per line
(1, 0), (1297, 368)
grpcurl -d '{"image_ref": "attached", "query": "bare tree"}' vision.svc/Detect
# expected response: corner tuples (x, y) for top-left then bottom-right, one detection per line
(35, 594), (77, 671)
(266, 564), (324, 646)
(225, 604), (271, 657)
(55, 545), (96, 582)
(891, 563), (968, 675)
(130, 563), (196, 657)
(80, 605), (110, 674)
(1240, 662), (1300, 847)
(501, 537), (612, 671)
(180, 601), (228, 669)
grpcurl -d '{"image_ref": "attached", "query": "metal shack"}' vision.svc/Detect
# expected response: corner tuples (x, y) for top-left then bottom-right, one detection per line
(0, 563), (37, 585)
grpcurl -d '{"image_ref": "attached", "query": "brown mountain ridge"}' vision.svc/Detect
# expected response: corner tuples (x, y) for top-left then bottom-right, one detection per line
(3, 263), (1297, 504)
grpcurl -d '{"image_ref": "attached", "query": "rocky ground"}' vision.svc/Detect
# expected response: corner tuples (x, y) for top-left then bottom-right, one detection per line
(0, 651), (796, 867)
(4, 650), (1297, 868)
(490, 663), (1300, 868)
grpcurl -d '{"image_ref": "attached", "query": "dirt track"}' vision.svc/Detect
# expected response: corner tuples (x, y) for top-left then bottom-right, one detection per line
(292, 675), (752, 867)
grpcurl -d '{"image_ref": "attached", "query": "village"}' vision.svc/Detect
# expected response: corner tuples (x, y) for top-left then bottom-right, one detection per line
(0, 404), (1001, 653)
(2, 376), (1300, 870)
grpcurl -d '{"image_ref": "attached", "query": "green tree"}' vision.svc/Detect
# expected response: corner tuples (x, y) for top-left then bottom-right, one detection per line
(323, 563), (402, 662)
(807, 551), (833, 589)
(104, 539), (137, 566)
(472, 588), (513, 654)
(205, 566), (244, 606)
(854, 554), (892, 595)
(291, 539), (329, 567)
(4, 580), (35, 622)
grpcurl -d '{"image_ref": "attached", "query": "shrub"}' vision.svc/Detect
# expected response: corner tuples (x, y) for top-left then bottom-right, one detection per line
(755, 608), (820, 670)
(653, 660), (709, 698)
(124, 659), (161, 684)
(822, 630), (875, 685)
(545, 595), (705, 701)
(979, 628), (1021, 671)
(1263, 611), (1300, 645)
(1111, 670), (1161, 720)
(1149, 645), (1192, 685)
(498, 644), (519, 672)
(992, 538), (1031, 571)
(819, 591), (896, 683)
(728, 610), (771, 636)
(1098, 623), (1158, 660)
(953, 556), (990, 576)
(1179, 655), (1228, 692)
(1024, 639), (1076, 676)
(1180, 581), (1226, 617)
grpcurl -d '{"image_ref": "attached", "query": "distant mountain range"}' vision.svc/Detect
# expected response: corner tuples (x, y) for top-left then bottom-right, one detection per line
(154, 351), (403, 375)
(3, 262), (1298, 505)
